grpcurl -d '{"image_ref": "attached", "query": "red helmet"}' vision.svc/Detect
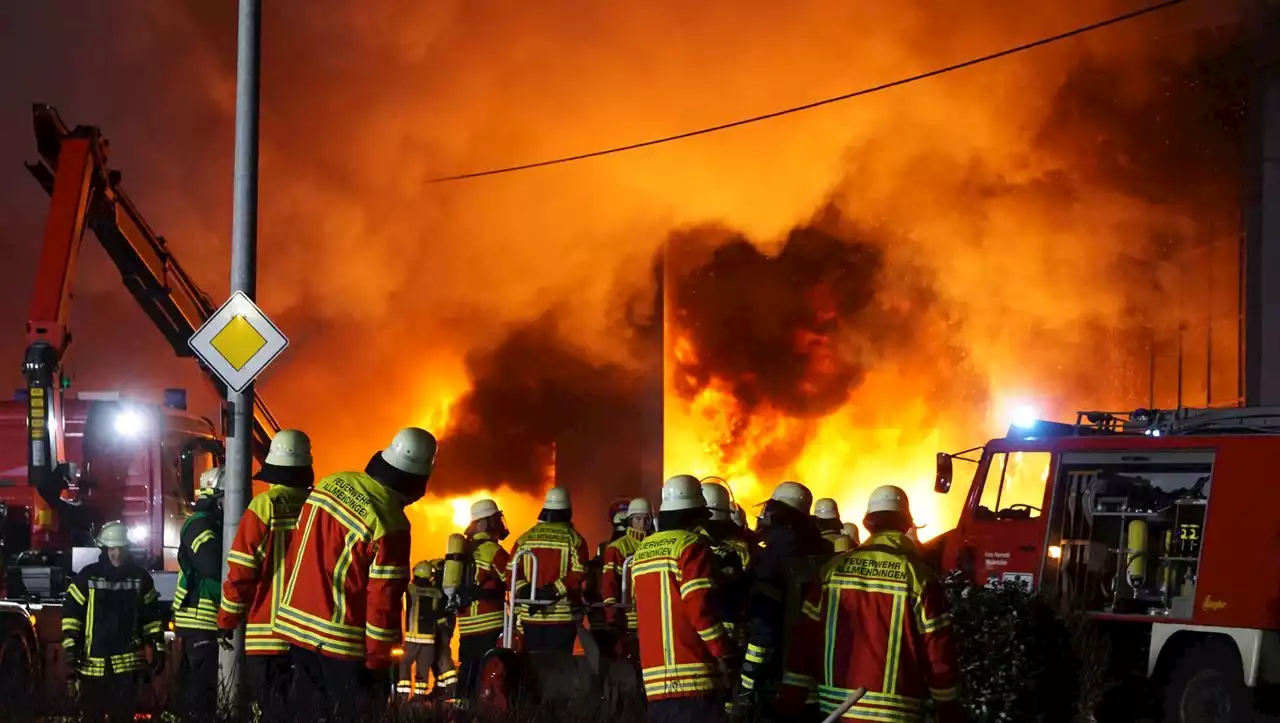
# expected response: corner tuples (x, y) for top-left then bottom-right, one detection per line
(608, 498), (630, 525)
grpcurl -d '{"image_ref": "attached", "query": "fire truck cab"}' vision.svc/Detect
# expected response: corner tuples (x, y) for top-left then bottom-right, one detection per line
(932, 406), (1280, 720)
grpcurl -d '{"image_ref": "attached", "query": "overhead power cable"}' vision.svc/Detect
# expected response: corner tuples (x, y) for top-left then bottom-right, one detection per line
(427, 0), (1186, 184)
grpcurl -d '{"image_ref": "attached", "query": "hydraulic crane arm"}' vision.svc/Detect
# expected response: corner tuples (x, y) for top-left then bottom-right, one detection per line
(23, 104), (279, 482)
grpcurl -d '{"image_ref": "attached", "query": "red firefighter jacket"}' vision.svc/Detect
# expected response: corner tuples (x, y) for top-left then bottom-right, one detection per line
(632, 529), (734, 701)
(218, 484), (310, 655)
(601, 528), (646, 630)
(512, 520), (589, 625)
(456, 532), (510, 637)
(274, 471), (411, 668)
(778, 531), (959, 723)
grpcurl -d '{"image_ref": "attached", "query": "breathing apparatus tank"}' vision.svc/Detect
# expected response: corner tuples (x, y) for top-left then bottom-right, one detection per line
(443, 533), (468, 599)
(1126, 519), (1148, 591)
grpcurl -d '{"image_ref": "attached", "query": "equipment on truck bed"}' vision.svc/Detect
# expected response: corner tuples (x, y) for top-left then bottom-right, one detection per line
(930, 405), (1280, 722)
(0, 104), (284, 704)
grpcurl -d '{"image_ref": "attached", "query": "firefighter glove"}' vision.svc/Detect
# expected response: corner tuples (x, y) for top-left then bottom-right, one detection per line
(217, 627), (234, 652)
(535, 583), (562, 601)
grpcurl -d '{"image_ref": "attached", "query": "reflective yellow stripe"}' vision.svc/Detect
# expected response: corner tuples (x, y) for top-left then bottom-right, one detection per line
(370, 565), (409, 580)
(679, 577), (713, 598)
(191, 529), (217, 553)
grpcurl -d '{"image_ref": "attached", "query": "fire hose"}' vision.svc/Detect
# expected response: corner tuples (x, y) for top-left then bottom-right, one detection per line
(821, 688), (867, 723)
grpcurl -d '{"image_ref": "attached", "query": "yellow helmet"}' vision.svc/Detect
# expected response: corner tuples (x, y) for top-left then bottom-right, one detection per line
(412, 560), (434, 579)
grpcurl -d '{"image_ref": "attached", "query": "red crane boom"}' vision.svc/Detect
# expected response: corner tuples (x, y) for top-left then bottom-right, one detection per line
(21, 103), (279, 493)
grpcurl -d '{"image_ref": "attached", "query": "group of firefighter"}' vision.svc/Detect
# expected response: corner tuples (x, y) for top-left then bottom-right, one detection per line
(59, 423), (959, 723)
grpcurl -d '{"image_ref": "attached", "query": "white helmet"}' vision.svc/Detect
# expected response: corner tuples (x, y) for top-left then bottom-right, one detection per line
(842, 522), (860, 544)
(626, 498), (651, 518)
(265, 429), (313, 467)
(97, 520), (129, 548)
(770, 481), (813, 514)
(814, 498), (840, 521)
(382, 427), (437, 477)
(543, 486), (571, 511)
(470, 498), (500, 522)
(730, 503), (747, 528)
(867, 485), (912, 518)
(701, 482), (732, 521)
(197, 468), (224, 499)
(661, 475), (706, 512)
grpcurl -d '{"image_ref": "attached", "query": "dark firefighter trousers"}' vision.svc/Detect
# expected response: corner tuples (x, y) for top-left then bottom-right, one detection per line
(648, 697), (727, 723)
(521, 622), (578, 654)
(246, 654), (292, 723)
(398, 641), (457, 696)
(80, 671), (139, 723)
(458, 630), (502, 700)
(177, 630), (219, 721)
(289, 646), (389, 720)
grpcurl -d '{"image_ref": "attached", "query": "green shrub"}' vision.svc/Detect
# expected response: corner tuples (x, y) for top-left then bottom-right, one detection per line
(946, 576), (1113, 723)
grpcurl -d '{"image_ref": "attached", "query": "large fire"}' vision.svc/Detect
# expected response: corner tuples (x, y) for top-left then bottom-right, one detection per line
(0, 3), (1250, 562)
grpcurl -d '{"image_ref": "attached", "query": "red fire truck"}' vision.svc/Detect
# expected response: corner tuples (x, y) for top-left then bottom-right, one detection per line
(931, 406), (1280, 722)
(0, 105), (279, 704)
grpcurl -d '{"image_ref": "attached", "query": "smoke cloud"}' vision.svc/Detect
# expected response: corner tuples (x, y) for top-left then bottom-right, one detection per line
(0, 0), (1255, 539)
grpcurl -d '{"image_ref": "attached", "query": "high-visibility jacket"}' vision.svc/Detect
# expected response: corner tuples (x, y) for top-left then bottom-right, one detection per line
(512, 521), (589, 625)
(405, 560), (447, 645)
(218, 484), (310, 655)
(822, 529), (855, 552)
(601, 528), (646, 630)
(697, 521), (754, 640)
(632, 528), (734, 701)
(173, 509), (222, 632)
(61, 556), (164, 676)
(740, 520), (831, 694)
(778, 531), (960, 723)
(456, 532), (509, 638)
(274, 470), (411, 667)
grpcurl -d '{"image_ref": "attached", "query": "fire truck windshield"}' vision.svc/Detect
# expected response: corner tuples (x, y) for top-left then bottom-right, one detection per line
(975, 450), (1052, 521)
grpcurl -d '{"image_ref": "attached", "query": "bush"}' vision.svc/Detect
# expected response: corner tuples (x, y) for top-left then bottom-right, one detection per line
(946, 576), (1114, 723)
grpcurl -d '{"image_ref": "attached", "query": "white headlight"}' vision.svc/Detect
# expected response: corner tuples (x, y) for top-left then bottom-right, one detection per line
(127, 524), (149, 544)
(114, 409), (146, 437)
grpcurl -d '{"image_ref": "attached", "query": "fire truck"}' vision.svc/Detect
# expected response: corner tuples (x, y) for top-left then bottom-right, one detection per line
(0, 104), (280, 703)
(931, 406), (1280, 722)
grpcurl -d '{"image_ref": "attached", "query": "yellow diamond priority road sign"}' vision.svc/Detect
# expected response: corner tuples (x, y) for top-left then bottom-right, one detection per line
(189, 292), (288, 393)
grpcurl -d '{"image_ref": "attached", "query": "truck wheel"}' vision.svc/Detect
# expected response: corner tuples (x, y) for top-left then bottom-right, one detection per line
(0, 628), (34, 697)
(1163, 638), (1254, 723)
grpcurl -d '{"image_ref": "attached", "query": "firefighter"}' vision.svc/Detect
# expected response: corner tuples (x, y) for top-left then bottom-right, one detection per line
(778, 485), (960, 723)
(274, 426), (437, 720)
(842, 522), (861, 548)
(512, 486), (590, 653)
(733, 480), (832, 720)
(399, 559), (458, 699)
(600, 497), (652, 658)
(633, 475), (737, 722)
(813, 498), (852, 551)
(586, 498), (632, 649)
(61, 520), (165, 723)
(455, 498), (510, 701)
(698, 481), (754, 643)
(217, 429), (314, 722)
(173, 467), (225, 719)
